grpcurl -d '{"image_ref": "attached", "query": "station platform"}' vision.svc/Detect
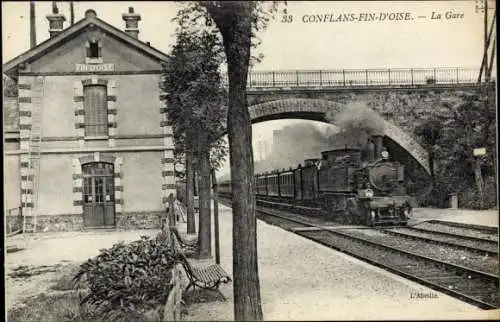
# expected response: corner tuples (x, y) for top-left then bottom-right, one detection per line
(409, 207), (498, 228)
(177, 204), (499, 321)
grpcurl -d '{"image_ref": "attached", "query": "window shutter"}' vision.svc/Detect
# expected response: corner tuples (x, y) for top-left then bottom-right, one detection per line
(84, 85), (108, 136)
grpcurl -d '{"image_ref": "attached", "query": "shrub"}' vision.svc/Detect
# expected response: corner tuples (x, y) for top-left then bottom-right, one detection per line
(72, 233), (178, 320)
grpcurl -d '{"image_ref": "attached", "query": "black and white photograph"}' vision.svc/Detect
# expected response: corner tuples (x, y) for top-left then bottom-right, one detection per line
(3, 1), (498, 320)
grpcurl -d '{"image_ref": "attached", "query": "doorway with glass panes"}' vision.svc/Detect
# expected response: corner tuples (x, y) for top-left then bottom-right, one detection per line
(82, 162), (115, 227)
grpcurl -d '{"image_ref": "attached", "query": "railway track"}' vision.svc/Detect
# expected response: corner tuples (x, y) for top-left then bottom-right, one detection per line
(426, 220), (498, 234)
(218, 197), (499, 309)
(416, 221), (498, 242)
(382, 227), (498, 257)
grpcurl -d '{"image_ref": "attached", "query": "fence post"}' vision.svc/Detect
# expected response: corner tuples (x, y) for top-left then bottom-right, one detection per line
(272, 71), (275, 87)
(296, 70), (299, 86)
(456, 67), (459, 83)
(388, 68), (391, 86)
(411, 68), (414, 86)
(433, 68), (436, 83)
(365, 69), (368, 85)
(319, 70), (322, 86)
(342, 70), (346, 86)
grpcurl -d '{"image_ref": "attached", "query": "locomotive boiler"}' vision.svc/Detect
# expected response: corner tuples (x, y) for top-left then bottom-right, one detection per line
(219, 134), (414, 226)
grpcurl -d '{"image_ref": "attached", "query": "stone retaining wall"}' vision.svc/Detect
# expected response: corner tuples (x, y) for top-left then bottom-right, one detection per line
(6, 211), (164, 232)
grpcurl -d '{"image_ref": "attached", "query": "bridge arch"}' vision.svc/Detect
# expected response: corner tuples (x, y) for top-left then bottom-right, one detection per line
(248, 98), (431, 180)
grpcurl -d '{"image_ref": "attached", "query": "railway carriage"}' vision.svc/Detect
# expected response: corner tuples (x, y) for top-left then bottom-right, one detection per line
(219, 134), (414, 226)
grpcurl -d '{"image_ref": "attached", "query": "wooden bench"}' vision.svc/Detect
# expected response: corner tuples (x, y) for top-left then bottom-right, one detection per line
(170, 226), (198, 256)
(175, 251), (231, 300)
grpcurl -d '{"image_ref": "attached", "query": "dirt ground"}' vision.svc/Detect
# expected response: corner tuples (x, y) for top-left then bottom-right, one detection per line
(5, 229), (158, 311)
(4, 207), (499, 320)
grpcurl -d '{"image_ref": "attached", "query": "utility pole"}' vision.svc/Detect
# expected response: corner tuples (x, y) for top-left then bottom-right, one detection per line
(30, 2), (36, 48)
(483, 0), (489, 82)
(70, 1), (75, 25)
(477, 0), (496, 82)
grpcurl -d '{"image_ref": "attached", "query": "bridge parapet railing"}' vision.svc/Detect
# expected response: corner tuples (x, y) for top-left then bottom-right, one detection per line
(244, 67), (486, 88)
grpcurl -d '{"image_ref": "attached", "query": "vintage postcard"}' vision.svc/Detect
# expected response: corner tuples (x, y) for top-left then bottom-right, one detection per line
(3, 1), (498, 321)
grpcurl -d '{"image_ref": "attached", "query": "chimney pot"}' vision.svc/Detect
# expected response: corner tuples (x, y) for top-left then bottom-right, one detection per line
(122, 7), (141, 39)
(46, 10), (66, 38)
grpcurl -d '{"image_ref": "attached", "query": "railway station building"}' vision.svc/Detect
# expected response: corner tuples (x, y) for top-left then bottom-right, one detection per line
(4, 7), (175, 232)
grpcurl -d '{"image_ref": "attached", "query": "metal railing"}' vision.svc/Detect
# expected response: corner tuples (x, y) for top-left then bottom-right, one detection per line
(232, 67), (493, 89)
(6, 206), (23, 236)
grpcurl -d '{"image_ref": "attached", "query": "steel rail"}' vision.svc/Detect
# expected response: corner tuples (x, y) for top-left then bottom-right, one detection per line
(382, 228), (498, 257)
(425, 219), (498, 233)
(220, 198), (499, 309)
(408, 226), (498, 243)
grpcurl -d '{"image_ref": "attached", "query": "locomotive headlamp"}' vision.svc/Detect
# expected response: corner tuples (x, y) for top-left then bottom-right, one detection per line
(365, 189), (374, 198)
(381, 150), (389, 159)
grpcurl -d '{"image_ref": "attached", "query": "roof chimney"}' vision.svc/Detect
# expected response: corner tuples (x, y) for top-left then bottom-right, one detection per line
(122, 7), (141, 39)
(46, 3), (66, 38)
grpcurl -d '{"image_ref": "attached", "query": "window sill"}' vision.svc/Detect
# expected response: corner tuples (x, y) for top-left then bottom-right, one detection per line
(85, 136), (109, 141)
(85, 58), (104, 64)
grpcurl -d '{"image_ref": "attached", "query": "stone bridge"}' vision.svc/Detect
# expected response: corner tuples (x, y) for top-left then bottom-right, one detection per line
(242, 80), (495, 195)
(248, 98), (430, 174)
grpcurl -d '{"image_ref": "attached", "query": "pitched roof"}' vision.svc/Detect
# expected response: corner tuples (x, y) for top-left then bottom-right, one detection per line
(3, 12), (169, 78)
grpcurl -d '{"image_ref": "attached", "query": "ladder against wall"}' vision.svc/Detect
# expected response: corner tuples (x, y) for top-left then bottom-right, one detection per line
(23, 76), (45, 233)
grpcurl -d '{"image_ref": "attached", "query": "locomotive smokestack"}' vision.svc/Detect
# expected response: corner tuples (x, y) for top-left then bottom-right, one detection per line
(372, 135), (384, 159)
(366, 138), (375, 161)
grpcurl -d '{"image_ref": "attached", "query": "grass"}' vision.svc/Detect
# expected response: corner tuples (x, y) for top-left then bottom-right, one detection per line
(8, 264), (60, 279)
(8, 264), (167, 322)
(49, 264), (86, 291)
(7, 291), (92, 322)
(6, 246), (24, 253)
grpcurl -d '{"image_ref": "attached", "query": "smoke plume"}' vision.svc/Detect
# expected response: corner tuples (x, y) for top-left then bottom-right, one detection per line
(326, 101), (386, 150)
(254, 123), (339, 174)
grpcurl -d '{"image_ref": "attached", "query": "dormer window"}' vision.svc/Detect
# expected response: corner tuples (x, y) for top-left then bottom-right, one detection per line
(85, 40), (103, 64)
(88, 42), (99, 58)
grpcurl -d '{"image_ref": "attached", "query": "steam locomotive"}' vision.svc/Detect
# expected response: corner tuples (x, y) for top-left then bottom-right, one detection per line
(219, 135), (414, 226)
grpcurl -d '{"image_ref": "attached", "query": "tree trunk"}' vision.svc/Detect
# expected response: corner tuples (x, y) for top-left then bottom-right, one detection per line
(206, 5), (263, 320)
(474, 158), (485, 209)
(211, 168), (221, 265)
(186, 150), (196, 234)
(168, 193), (176, 227)
(197, 149), (212, 259)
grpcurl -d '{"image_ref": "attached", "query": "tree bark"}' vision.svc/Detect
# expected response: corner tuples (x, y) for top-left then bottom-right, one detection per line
(211, 168), (220, 265)
(168, 193), (176, 227)
(186, 150), (196, 234)
(474, 158), (485, 209)
(197, 149), (212, 259)
(203, 3), (264, 320)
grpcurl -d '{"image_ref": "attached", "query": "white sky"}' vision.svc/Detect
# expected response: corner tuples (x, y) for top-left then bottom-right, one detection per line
(2, 1), (496, 175)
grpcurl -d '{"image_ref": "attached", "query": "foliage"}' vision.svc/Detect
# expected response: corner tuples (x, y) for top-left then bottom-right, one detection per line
(160, 23), (228, 171)
(3, 75), (18, 96)
(72, 234), (178, 320)
(175, 2), (282, 67)
(414, 119), (442, 147)
(414, 87), (497, 209)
